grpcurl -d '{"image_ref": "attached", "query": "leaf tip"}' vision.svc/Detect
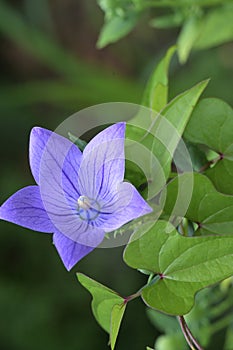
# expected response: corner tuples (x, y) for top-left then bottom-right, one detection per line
(76, 272), (85, 284)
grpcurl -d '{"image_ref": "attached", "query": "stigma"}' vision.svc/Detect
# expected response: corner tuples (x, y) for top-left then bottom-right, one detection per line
(77, 195), (101, 221)
(77, 195), (91, 210)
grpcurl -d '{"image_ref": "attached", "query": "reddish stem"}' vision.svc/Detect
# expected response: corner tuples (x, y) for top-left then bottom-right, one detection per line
(178, 316), (204, 350)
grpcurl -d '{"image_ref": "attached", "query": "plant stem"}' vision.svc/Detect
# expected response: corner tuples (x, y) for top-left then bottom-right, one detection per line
(178, 316), (196, 350)
(178, 316), (204, 350)
(184, 318), (204, 350)
(198, 154), (223, 172)
(125, 275), (161, 303)
(139, 0), (230, 9)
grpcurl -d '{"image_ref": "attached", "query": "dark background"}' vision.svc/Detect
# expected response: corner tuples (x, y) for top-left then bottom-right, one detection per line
(0, 1), (232, 349)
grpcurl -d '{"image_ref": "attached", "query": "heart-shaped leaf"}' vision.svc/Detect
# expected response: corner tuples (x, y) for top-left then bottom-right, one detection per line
(184, 98), (233, 194)
(164, 173), (233, 235)
(124, 221), (233, 315)
(77, 273), (126, 349)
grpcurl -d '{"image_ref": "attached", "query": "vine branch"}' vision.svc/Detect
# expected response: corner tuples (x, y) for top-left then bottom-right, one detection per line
(178, 316), (204, 350)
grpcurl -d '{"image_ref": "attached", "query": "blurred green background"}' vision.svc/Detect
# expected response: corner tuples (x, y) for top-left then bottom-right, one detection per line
(0, 1), (232, 349)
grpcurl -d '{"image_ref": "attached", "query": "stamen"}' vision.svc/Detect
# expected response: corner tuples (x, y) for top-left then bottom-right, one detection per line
(77, 195), (91, 210)
(77, 195), (101, 221)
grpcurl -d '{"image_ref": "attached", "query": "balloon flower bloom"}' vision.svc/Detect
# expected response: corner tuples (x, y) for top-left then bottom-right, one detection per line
(0, 123), (152, 270)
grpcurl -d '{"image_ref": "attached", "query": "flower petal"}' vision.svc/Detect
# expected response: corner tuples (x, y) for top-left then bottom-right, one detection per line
(83, 122), (126, 157)
(40, 167), (105, 247)
(33, 127), (105, 247)
(42, 200), (105, 247)
(0, 186), (54, 233)
(29, 127), (52, 184)
(77, 123), (126, 199)
(53, 229), (102, 271)
(98, 182), (153, 232)
(30, 127), (82, 199)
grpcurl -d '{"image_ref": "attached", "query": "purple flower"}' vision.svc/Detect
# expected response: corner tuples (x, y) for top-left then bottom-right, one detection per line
(0, 123), (152, 270)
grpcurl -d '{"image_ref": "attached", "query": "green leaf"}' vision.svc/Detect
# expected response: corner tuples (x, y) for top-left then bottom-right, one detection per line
(155, 334), (188, 350)
(97, 13), (138, 48)
(124, 160), (147, 195)
(126, 80), (209, 189)
(207, 160), (233, 196)
(97, 0), (139, 16)
(147, 309), (179, 334)
(162, 80), (209, 133)
(177, 15), (203, 64)
(185, 142), (208, 172)
(141, 46), (176, 112)
(184, 98), (233, 194)
(77, 273), (125, 348)
(164, 173), (233, 235)
(193, 4), (233, 50)
(124, 220), (233, 315)
(185, 98), (233, 152)
(156, 79), (209, 177)
(150, 13), (184, 29)
(110, 303), (126, 350)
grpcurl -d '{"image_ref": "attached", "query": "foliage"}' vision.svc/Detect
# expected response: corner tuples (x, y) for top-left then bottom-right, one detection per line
(0, 1), (233, 350)
(78, 45), (233, 349)
(96, 0), (233, 62)
(77, 273), (126, 350)
(148, 285), (233, 350)
(184, 98), (233, 195)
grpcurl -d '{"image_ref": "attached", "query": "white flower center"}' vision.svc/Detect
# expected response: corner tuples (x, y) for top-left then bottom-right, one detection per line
(77, 195), (100, 221)
(77, 195), (91, 210)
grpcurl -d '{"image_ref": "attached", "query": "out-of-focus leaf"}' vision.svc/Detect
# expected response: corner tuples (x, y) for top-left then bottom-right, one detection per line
(97, 0), (138, 15)
(194, 4), (233, 50)
(97, 13), (138, 48)
(150, 13), (184, 29)
(155, 334), (188, 350)
(147, 309), (179, 334)
(177, 15), (203, 63)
